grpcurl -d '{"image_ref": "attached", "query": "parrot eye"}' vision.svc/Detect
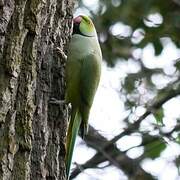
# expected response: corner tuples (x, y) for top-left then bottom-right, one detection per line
(82, 16), (90, 24)
(86, 20), (91, 26)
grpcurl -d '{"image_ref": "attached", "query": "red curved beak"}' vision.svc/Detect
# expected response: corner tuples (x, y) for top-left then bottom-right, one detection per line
(73, 16), (82, 24)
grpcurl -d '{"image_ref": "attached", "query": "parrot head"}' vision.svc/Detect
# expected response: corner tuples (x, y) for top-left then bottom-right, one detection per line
(73, 15), (96, 37)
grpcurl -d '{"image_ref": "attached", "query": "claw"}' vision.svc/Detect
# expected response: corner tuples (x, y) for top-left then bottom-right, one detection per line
(49, 98), (65, 105)
(56, 47), (67, 60)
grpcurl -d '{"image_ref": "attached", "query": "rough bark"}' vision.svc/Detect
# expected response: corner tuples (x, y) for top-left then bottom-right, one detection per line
(0, 0), (74, 180)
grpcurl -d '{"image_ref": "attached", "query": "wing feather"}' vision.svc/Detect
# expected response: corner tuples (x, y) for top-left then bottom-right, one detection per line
(79, 53), (101, 135)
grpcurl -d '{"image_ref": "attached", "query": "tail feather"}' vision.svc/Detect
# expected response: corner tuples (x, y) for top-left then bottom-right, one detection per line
(80, 122), (88, 139)
(65, 109), (81, 179)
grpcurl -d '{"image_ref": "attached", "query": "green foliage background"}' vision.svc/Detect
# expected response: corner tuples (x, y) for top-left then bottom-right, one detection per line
(72, 0), (180, 179)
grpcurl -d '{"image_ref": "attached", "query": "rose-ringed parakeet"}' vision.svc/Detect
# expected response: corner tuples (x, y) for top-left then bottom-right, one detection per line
(65, 15), (102, 179)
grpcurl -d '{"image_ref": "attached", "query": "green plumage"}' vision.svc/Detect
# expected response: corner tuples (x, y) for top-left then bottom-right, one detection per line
(65, 15), (102, 179)
(65, 108), (81, 178)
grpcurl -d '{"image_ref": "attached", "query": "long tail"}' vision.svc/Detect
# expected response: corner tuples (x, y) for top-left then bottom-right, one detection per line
(65, 108), (81, 179)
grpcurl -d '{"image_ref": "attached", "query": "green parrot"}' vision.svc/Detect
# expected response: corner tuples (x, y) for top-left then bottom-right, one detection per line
(65, 15), (102, 179)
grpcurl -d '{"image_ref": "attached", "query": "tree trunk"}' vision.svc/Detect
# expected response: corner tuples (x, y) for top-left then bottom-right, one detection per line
(0, 0), (74, 179)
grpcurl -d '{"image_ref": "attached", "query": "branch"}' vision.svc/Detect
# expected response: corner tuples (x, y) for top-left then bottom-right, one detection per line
(71, 123), (180, 179)
(70, 125), (154, 180)
(172, 0), (180, 6)
(101, 79), (180, 151)
(70, 80), (180, 179)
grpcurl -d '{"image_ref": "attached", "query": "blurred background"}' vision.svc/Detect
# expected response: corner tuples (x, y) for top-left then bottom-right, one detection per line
(71, 0), (180, 179)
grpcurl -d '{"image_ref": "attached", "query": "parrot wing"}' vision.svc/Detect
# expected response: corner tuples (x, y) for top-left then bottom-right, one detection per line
(65, 54), (82, 105)
(79, 53), (101, 137)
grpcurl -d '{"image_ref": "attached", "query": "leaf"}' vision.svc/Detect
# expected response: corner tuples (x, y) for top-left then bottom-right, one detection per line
(154, 108), (164, 125)
(144, 140), (166, 159)
(176, 133), (180, 144)
(123, 73), (140, 93)
(175, 61), (180, 70)
(153, 39), (163, 56)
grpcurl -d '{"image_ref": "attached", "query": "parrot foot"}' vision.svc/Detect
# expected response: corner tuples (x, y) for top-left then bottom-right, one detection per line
(49, 98), (65, 105)
(56, 47), (67, 60)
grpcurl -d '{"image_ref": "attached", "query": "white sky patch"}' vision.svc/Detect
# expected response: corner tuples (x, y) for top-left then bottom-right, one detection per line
(116, 134), (142, 151)
(110, 22), (132, 37)
(161, 141), (180, 159)
(74, 166), (128, 180)
(164, 65), (176, 75)
(89, 60), (140, 138)
(158, 163), (179, 180)
(82, 0), (100, 13)
(72, 137), (96, 165)
(111, 0), (121, 7)
(99, 32), (108, 43)
(163, 97), (180, 127)
(144, 12), (163, 27)
(142, 40), (180, 69)
(151, 74), (176, 89)
(142, 158), (167, 177)
(142, 158), (179, 180)
(82, 0), (99, 7)
(135, 106), (146, 117)
(89, 61), (126, 139)
(140, 114), (156, 132)
(132, 48), (143, 59)
(127, 58), (141, 73)
(127, 146), (144, 159)
(74, 8), (91, 17)
(132, 28), (145, 44)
